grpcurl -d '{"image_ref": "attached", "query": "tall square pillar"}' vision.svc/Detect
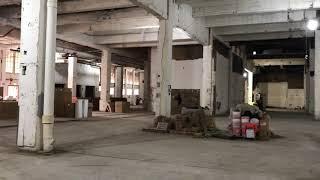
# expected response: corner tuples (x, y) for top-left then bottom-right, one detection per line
(67, 56), (77, 97)
(99, 49), (112, 112)
(114, 66), (124, 98)
(17, 0), (46, 151)
(158, 0), (174, 117)
(314, 31), (320, 120)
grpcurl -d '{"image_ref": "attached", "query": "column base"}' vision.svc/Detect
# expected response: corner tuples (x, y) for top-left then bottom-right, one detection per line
(99, 100), (111, 112)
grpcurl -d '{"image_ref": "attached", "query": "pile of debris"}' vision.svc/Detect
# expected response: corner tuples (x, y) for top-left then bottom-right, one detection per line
(143, 107), (215, 135)
(144, 104), (280, 141)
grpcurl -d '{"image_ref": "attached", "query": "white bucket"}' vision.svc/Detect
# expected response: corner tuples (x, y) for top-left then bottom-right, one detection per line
(241, 116), (250, 123)
(232, 111), (241, 119)
(232, 119), (241, 128)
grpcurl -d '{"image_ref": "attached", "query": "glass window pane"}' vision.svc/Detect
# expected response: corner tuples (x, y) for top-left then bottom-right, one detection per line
(5, 51), (14, 73)
(14, 52), (20, 73)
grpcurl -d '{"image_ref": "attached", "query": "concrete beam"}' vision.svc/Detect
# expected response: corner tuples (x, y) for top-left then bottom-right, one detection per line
(221, 31), (314, 42)
(57, 16), (158, 34)
(253, 58), (306, 66)
(94, 29), (191, 45)
(129, 0), (167, 19)
(174, 3), (209, 45)
(108, 40), (199, 48)
(57, 7), (150, 26)
(213, 21), (306, 36)
(0, 0), (20, 6)
(95, 32), (158, 45)
(182, 0), (320, 17)
(205, 10), (316, 27)
(58, 0), (135, 14)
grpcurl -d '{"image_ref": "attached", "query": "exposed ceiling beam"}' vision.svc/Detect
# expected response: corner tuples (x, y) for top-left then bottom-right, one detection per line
(175, 3), (209, 45)
(253, 58), (305, 66)
(58, 0), (135, 14)
(0, 0), (20, 6)
(213, 21), (306, 36)
(57, 7), (150, 26)
(204, 10), (316, 27)
(221, 31), (314, 42)
(93, 29), (191, 45)
(179, 0), (320, 17)
(0, 0), (135, 14)
(108, 40), (199, 48)
(57, 16), (158, 34)
(129, 0), (167, 19)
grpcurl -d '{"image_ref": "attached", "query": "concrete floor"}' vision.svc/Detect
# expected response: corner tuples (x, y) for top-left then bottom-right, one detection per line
(0, 111), (320, 180)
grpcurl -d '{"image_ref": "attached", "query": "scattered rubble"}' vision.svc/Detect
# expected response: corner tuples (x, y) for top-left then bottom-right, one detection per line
(143, 107), (215, 135)
(143, 104), (281, 141)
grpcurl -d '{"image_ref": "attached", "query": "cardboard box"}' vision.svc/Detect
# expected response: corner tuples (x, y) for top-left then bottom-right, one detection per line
(115, 101), (130, 113)
(0, 101), (18, 119)
(54, 88), (75, 118)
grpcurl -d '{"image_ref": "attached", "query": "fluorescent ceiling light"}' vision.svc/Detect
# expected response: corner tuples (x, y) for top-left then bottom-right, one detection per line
(307, 19), (319, 31)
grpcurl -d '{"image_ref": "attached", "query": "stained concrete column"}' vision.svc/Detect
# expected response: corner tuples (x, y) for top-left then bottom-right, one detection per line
(124, 68), (127, 98)
(158, 0), (174, 117)
(67, 55), (77, 97)
(308, 49), (315, 114)
(99, 49), (112, 112)
(314, 31), (320, 120)
(144, 60), (151, 111)
(131, 69), (136, 104)
(228, 49), (234, 110)
(1, 50), (6, 97)
(114, 66), (123, 98)
(139, 71), (144, 100)
(17, 0), (46, 151)
(201, 32), (214, 112)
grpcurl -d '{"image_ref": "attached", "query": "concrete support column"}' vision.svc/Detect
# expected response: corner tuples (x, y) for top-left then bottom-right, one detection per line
(99, 49), (112, 112)
(308, 49), (315, 114)
(201, 32), (214, 112)
(139, 71), (144, 100)
(17, 0), (46, 151)
(158, 0), (174, 117)
(131, 69), (135, 104)
(314, 31), (320, 120)
(67, 56), (77, 97)
(228, 49), (234, 109)
(124, 68), (127, 98)
(144, 60), (151, 111)
(114, 66), (123, 98)
(1, 50), (6, 97)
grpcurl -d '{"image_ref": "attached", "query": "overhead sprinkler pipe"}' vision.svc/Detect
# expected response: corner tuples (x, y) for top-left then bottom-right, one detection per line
(42, 0), (57, 153)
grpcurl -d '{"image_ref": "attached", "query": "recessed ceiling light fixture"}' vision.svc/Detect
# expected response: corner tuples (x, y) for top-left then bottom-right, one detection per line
(307, 19), (319, 31)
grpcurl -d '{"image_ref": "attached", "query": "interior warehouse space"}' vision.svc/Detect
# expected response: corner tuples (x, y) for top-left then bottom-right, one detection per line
(0, 0), (320, 179)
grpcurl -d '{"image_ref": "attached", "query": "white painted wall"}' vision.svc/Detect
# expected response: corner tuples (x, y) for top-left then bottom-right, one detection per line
(171, 59), (202, 89)
(258, 82), (305, 109)
(150, 47), (203, 115)
(230, 73), (245, 108)
(287, 89), (305, 109)
(55, 63), (100, 87)
(215, 53), (230, 115)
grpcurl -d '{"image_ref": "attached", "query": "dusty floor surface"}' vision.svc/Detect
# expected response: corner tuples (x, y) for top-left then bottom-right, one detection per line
(0, 111), (319, 180)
